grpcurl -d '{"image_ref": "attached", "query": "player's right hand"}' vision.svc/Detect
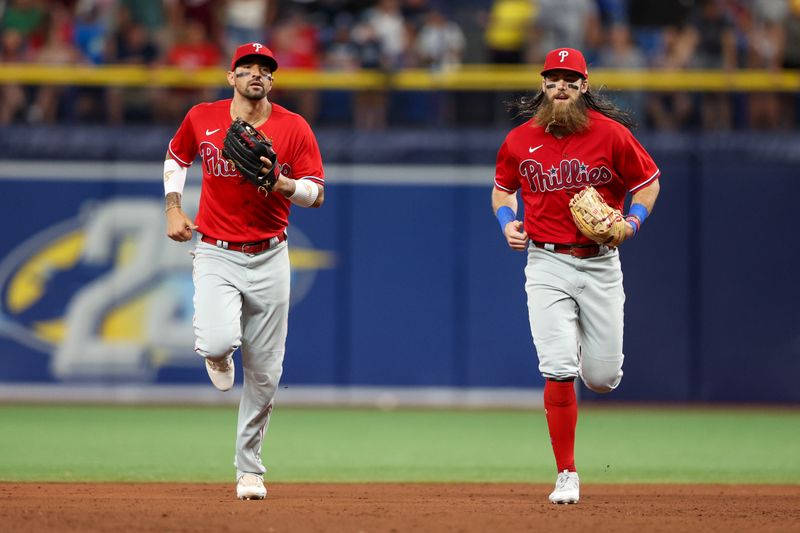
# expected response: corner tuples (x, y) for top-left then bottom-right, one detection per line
(504, 220), (529, 251)
(166, 208), (197, 242)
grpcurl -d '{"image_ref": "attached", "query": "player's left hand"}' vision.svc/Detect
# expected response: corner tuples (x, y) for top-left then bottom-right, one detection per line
(261, 156), (292, 196)
(606, 219), (636, 248)
(569, 186), (627, 248)
(623, 221), (635, 241)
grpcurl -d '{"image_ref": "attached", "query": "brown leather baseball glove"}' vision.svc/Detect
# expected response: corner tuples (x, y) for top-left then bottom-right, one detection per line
(568, 186), (627, 247)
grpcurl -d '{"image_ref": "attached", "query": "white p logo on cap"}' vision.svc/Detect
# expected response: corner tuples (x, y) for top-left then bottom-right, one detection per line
(253, 43), (263, 52)
(559, 50), (569, 62)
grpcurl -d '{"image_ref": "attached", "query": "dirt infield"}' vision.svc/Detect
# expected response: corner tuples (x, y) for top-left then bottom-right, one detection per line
(1, 482), (799, 532)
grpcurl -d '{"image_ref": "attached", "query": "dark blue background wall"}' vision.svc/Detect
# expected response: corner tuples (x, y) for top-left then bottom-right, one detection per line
(0, 128), (797, 403)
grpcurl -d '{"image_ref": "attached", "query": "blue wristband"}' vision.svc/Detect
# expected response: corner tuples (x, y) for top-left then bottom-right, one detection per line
(496, 206), (516, 232)
(628, 203), (649, 224)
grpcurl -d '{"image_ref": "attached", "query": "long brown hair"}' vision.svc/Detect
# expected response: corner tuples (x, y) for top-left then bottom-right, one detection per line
(507, 88), (637, 130)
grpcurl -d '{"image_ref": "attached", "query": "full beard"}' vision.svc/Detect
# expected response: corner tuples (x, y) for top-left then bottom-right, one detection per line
(534, 95), (589, 134)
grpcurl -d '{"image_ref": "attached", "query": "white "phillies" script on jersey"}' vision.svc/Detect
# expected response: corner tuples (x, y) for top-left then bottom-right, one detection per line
(199, 141), (238, 177)
(519, 158), (613, 193)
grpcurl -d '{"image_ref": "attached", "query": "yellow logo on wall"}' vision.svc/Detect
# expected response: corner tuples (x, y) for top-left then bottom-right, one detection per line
(0, 199), (335, 380)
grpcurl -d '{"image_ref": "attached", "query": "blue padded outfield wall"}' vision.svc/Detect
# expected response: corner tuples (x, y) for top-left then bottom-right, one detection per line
(0, 128), (797, 403)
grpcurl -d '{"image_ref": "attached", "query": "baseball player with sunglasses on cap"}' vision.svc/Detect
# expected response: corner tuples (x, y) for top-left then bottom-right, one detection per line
(492, 48), (661, 504)
(163, 42), (325, 500)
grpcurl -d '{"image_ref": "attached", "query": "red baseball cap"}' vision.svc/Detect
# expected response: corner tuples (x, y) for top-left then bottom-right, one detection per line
(230, 42), (278, 72)
(540, 48), (588, 79)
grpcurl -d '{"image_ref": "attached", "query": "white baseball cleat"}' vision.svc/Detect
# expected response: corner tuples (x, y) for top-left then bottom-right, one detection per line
(237, 473), (267, 500)
(205, 356), (234, 391)
(548, 470), (580, 504)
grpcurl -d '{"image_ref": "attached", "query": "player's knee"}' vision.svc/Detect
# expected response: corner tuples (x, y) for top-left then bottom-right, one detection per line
(583, 378), (616, 393)
(194, 324), (241, 360)
(580, 359), (623, 393)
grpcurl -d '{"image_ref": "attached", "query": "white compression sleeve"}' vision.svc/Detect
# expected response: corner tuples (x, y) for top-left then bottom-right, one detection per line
(288, 179), (319, 207)
(163, 159), (188, 196)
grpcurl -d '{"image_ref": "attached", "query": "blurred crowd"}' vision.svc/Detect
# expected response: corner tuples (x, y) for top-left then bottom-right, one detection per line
(0, 0), (799, 130)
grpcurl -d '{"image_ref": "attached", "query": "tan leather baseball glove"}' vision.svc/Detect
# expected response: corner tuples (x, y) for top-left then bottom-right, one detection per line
(569, 186), (627, 247)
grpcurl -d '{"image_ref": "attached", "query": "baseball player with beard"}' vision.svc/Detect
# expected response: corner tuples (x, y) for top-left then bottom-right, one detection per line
(492, 48), (660, 504)
(163, 43), (325, 500)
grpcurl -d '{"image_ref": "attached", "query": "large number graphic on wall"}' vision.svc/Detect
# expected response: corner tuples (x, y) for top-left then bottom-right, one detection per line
(0, 188), (335, 381)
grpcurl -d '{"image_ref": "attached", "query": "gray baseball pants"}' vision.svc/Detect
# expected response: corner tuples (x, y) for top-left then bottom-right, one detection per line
(192, 238), (290, 479)
(524, 244), (625, 393)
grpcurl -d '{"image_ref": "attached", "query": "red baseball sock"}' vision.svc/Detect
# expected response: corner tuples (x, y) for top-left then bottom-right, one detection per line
(544, 379), (577, 472)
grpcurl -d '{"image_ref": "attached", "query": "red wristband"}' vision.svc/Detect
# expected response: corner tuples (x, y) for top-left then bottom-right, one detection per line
(625, 215), (641, 236)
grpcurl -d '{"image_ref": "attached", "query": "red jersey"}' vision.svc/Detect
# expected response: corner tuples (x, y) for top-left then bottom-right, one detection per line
(494, 109), (659, 244)
(168, 99), (325, 242)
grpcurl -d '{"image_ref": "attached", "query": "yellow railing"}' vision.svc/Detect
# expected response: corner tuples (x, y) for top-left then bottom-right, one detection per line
(0, 64), (798, 91)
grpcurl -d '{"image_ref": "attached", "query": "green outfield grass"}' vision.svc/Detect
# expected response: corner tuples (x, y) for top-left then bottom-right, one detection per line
(0, 405), (797, 484)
